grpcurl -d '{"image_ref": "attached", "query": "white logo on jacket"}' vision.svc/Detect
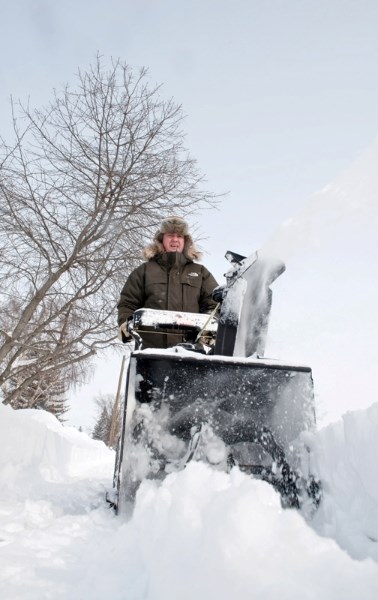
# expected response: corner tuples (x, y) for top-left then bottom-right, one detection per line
(188, 272), (199, 277)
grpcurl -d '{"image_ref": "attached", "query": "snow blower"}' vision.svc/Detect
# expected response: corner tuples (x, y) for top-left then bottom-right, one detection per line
(113, 251), (321, 515)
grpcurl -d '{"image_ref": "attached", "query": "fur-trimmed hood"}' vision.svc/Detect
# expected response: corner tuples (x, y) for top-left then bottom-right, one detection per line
(143, 236), (202, 261)
(143, 215), (202, 261)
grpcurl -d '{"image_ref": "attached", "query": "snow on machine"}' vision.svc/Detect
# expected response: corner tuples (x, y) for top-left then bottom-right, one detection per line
(113, 251), (321, 515)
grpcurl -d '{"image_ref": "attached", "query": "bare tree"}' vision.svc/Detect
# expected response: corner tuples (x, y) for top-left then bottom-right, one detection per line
(5, 348), (69, 421)
(0, 56), (216, 411)
(92, 393), (119, 447)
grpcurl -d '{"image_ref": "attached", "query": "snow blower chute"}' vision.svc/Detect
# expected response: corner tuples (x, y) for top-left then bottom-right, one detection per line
(113, 251), (320, 515)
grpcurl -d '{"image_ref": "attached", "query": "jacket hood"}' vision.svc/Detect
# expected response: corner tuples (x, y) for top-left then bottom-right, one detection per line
(143, 234), (203, 261)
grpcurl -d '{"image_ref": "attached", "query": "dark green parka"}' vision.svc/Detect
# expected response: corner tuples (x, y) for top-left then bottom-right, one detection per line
(117, 251), (218, 348)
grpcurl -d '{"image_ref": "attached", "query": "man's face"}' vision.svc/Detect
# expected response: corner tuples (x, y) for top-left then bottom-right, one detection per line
(162, 232), (185, 253)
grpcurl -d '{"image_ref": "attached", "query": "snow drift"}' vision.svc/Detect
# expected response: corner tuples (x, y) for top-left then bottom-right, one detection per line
(0, 401), (378, 599)
(0, 403), (112, 496)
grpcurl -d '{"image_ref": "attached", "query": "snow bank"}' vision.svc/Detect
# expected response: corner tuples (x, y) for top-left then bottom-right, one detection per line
(0, 403), (113, 498)
(1, 401), (378, 599)
(310, 402), (378, 561)
(73, 462), (377, 600)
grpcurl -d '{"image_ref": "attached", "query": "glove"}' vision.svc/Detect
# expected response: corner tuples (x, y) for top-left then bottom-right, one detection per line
(212, 285), (225, 303)
(118, 321), (132, 343)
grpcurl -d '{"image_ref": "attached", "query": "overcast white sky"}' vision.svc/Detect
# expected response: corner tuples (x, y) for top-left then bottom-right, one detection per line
(2, 1), (378, 429)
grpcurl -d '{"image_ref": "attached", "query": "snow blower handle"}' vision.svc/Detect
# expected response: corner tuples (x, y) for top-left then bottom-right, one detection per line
(127, 319), (143, 350)
(195, 303), (220, 344)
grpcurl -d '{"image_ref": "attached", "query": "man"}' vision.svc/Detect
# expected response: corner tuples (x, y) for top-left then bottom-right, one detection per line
(117, 215), (218, 348)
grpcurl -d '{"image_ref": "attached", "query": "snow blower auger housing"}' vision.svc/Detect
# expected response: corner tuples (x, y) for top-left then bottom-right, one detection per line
(114, 251), (321, 516)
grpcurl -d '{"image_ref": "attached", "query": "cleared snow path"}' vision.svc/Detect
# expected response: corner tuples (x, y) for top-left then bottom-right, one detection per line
(1, 402), (378, 600)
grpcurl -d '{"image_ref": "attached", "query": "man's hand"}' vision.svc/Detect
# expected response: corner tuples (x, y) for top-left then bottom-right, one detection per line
(118, 321), (132, 343)
(212, 285), (225, 303)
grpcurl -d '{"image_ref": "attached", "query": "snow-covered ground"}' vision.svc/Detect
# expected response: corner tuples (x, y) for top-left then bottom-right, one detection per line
(1, 401), (378, 600)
